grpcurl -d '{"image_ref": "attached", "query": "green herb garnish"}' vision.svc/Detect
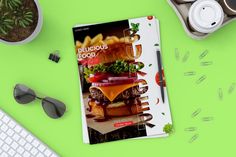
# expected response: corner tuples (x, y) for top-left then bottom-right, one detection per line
(163, 123), (173, 134)
(83, 60), (144, 80)
(131, 23), (140, 32)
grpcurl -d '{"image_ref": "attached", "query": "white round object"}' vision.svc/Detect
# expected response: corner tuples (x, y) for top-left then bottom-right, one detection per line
(189, 0), (224, 34)
(0, 0), (43, 45)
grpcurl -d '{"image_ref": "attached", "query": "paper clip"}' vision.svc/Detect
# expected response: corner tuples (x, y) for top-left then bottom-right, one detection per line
(175, 48), (180, 61)
(201, 61), (213, 66)
(196, 75), (207, 84)
(202, 117), (214, 122)
(191, 108), (202, 118)
(189, 134), (199, 143)
(182, 51), (190, 62)
(185, 127), (197, 132)
(228, 83), (236, 94)
(184, 71), (196, 76)
(199, 50), (208, 60)
(218, 88), (223, 100)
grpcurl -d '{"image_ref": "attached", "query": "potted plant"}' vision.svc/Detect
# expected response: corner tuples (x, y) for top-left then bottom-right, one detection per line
(0, 0), (42, 44)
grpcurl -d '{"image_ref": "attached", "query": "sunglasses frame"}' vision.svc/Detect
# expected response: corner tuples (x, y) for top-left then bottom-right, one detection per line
(13, 84), (66, 119)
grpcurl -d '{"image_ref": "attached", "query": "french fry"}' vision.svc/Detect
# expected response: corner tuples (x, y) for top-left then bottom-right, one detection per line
(106, 36), (119, 43)
(82, 36), (91, 48)
(76, 40), (82, 48)
(93, 40), (105, 46)
(104, 38), (115, 45)
(119, 36), (131, 43)
(91, 34), (103, 46)
(130, 35), (140, 43)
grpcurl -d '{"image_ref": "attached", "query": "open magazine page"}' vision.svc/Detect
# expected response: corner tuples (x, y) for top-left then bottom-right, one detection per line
(73, 16), (172, 144)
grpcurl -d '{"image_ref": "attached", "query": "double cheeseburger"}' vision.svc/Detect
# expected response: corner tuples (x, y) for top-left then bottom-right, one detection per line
(81, 35), (149, 121)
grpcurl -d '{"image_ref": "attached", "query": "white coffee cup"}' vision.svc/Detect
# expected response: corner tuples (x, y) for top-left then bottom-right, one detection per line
(220, 0), (236, 16)
(174, 0), (196, 4)
(188, 0), (224, 33)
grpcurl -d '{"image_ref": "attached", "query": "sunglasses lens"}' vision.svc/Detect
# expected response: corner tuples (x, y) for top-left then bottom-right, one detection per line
(42, 97), (66, 119)
(14, 84), (36, 104)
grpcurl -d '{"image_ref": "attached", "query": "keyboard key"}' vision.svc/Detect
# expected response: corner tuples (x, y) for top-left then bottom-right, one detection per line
(2, 143), (10, 151)
(23, 151), (31, 157)
(19, 138), (26, 146)
(2, 116), (10, 123)
(26, 135), (34, 142)
(38, 144), (46, 152)
(31, 147), (39, 156)
(7, 129), (14, 136)
(36, 153), (45, 157)
(14, 125), (22, 133)
(44, 149), (52, 156)
(25, 143), (33, 151)
(32, 139), (40, 147)
(11, 141), (19, 149)
(0, 139), (4, 147)
(0, 132), (7, 140)
(5, 137), (13, 145)
(14, 154), (22, 157)
(8, 148), (16, 156)
(8, 120), (16, 128)
(17, 146), (25, 154)
(20, 130), (28, 138)
(1, 123), (8, 132)
(12, 134), (20, 141)
(1, 152), (8, 157)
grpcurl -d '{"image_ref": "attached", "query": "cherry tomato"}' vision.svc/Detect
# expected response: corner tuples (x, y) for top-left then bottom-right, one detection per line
(147, 16), (153, 20)
(155, 70), (166, 87)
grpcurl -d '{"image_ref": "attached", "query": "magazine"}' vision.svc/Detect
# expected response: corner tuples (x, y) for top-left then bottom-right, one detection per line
(73, 16), (172, 144)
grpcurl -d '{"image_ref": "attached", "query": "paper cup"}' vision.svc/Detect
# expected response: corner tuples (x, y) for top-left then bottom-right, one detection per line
(0, 0), (43, 45)
(174, 0), (196, 4)
(219, 0), (236, 16)
(188, 0), (224, 33)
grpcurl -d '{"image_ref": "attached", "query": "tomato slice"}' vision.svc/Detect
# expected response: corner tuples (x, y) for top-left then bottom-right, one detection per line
(155, 69), (166, 87)
(87, 72), (113, 83)
(137, 71), (147, 77)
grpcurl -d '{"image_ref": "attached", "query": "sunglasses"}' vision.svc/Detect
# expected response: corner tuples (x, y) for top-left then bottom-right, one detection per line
(13, 84), (66, 119)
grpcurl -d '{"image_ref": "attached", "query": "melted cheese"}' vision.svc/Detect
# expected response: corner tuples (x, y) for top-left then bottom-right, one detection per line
(90, 83), (138, 102)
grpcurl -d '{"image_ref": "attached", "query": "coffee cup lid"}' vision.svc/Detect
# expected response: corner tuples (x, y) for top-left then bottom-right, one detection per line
(189, 0), (224, 33)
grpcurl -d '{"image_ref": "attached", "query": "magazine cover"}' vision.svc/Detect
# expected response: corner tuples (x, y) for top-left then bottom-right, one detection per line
(73, 16), (172, 144)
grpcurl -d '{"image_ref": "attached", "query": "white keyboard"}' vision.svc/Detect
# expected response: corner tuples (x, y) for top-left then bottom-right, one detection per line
(0, 109), (59, 157)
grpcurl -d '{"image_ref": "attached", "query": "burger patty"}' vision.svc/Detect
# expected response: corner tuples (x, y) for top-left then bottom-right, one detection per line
(89, 85), (148, 102)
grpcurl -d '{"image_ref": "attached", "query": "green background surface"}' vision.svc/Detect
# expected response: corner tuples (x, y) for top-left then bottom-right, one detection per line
(1, 0), (236, 156)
